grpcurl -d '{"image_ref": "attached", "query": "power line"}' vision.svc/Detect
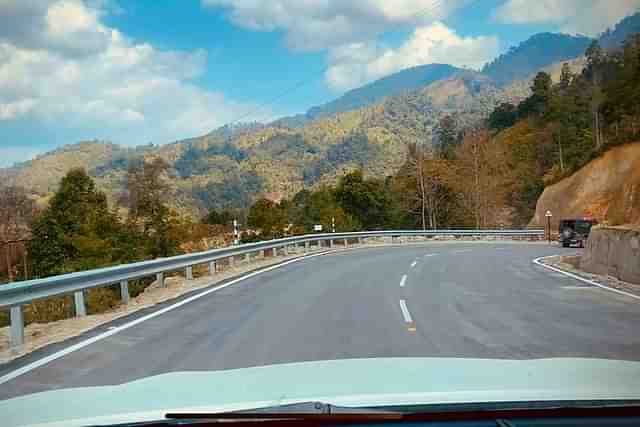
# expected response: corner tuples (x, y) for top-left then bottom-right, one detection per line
(222, 0), (446, 126)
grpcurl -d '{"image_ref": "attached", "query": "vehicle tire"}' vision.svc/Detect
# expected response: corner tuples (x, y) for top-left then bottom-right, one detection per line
(562, 240), (570, 248)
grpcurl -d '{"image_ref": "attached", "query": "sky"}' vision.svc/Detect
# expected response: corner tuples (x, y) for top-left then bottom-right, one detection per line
(1, 0), (639, 167)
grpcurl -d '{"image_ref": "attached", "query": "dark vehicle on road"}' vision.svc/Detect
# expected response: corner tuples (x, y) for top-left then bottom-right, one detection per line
(559, 218), (597, 248)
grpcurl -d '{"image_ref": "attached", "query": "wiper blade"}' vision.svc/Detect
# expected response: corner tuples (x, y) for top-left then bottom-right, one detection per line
(165, 403), (640, 425)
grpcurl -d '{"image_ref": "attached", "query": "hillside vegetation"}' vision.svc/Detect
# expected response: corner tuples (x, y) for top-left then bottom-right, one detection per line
(3, 16), (640, 220)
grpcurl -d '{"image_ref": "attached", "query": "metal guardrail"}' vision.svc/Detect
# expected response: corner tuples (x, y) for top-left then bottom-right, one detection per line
(1, 229), (543, 347)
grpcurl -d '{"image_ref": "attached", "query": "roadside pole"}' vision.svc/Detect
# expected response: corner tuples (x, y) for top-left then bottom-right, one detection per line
(545, 210), (553, 245)
(233, 219), (239, 245)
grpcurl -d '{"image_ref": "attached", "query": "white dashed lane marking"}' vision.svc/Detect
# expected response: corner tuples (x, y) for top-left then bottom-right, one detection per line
(400, 274), (407, 287)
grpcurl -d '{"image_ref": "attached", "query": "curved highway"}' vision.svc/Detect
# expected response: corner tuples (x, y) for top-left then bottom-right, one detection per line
(1, 242), (640, 400)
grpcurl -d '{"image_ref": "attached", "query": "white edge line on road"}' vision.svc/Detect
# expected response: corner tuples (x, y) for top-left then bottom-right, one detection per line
(399, 300), (413, 323)
(424, 253), (438, 257)
(532, 255), (640, 301)
(0, 251), (336, 386)
(410, 261), (417, 268)
(399, 274), (407, 287)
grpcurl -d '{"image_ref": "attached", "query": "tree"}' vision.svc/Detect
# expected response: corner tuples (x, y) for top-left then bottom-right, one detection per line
(488, 103), (518, 131)
(124, 158), (179, 258)
(289, 187), (358, 232)
(559, 62), (573, 91)
(335, 170), (391, 230)
(585, 41), (607, 148)
(454, 129), (508, 228)
(204, 209), (233, 226)
(247, 198), (287, 239)
(434, 115), (459, 159)
(397, 144), (459, 230)
(519, 72), (552, 118)
(29, 169), (124, 277)
(0, 187), (36, 281)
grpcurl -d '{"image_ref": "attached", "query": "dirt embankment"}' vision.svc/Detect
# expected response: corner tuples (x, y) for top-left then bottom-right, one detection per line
(530, 142), (640, 229)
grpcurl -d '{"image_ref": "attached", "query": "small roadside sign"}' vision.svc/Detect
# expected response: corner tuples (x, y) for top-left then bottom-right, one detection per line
(314, 224), (323, 232)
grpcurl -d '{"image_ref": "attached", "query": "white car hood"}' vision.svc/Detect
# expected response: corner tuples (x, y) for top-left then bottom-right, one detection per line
(3, 357), (640, 427)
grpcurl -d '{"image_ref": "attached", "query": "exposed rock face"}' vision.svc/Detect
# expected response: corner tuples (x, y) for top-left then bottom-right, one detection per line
(531, 142), (640, 229)
(581, 226), (640, 285)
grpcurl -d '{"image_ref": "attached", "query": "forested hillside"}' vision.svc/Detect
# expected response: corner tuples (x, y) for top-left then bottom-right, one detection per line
(3, 16), (640, 223)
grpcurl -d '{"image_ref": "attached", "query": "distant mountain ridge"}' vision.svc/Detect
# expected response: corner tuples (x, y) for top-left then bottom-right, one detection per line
(482, 32), (593, 86)
(600, 12), (640, 50)
(306, 63), (461, 119)
(4, 12), (640, 217)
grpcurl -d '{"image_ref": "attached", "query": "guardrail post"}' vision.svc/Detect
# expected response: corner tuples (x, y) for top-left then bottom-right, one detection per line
(120, 280), (130, 304)
(304, 241), (309, 253)
(229, 256), (235, 268)
(10, 306), (24, 348)
(358, 237), (363, 245)
(284, 245), (289, 256)
(330, 239), (334, 248)
(343, 238), (348, 247)
(156, 272), (165, 287)
(209, 261), (216, 275)
(185, 266), (193, 281)
(272, 247), (277, 257)
(74, 291), (86, 317)
(245, 253), (251, 262)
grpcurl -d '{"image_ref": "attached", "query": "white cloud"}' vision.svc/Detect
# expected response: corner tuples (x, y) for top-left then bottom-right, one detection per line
(494, 0), (640, 36)
(202, 0), (470, 51)
(325, 22), (499, 91)
(0, 0), (261, 156)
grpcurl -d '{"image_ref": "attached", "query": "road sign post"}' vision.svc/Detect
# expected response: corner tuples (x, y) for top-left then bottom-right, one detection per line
(233, 220), (239, 245)
(545, 210), (553, 245)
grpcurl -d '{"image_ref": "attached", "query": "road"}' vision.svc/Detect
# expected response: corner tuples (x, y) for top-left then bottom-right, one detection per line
(2, 242), (640, 401)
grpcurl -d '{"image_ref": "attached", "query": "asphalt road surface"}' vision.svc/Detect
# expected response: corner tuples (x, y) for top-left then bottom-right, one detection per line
(2, 242), (640, 401)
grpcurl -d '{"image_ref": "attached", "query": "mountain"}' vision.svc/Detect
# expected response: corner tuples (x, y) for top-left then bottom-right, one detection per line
(3, 72), (518, 218)
(599, 12), (640, 50)
(306, 64), (461, 119)
(4, 14), (640, 218)
(482, 33), (593, 86)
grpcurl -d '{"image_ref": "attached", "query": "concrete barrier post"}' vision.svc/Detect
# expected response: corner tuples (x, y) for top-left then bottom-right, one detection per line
(10, 306), (24, 348)
(120, 280), (130, 304)
(74, 291), (86, 317)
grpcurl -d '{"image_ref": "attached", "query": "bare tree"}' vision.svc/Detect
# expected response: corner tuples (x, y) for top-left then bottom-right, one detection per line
(404, 143), (454, 230)
(455, 129), (508, 229)
(0, 186), (36, 281)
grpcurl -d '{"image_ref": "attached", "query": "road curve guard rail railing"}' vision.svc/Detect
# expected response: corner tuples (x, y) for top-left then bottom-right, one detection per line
(1, 229), (543, 348)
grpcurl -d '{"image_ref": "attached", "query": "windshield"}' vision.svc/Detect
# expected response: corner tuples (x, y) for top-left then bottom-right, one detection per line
(2, 1), (640, 426)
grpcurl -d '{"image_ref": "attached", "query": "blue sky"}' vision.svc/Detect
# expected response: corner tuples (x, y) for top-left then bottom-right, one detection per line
(1, 0), (639, 167)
